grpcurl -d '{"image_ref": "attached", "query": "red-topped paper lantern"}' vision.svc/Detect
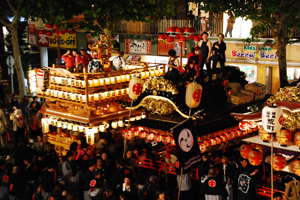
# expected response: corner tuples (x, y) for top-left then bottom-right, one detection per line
(162, 136), (171, 145)
(184, 27), (191, 33)
(227, 132), (233, 141)
(248, 121), (257, 129)
(69, 30), (76, 34)
(174, 34), (180, 39)
(240, 143), (251, 159)
(292, 157), (300, 176)
(166, 37), (174, 44)
(180, 36), (187, 42)
(53, 24), (58, 29)
(38, 30), (45, 35)
(185, 83), (202, 108)
(198, 34), (203, 40)
(175, 28), (182, 33)
(190, 27), (196, 33)
(158, 34), (165, 41)
(155, 135), (162, 143)
(220, 134), (227, 143)
(188, 34), (194, 39)
(193, 36), (200, 42)
(46, 31), (52, 36)
(262, 105), (283, 134)
(45, 23), (52, 29)
(272, 153), (286, 171)
(126, 131), (133, 140)
(58, 30), (65, 35)
(276, 129), (292, 147)
(236, 130), (242, 138)
(170, 138), (176, 146)
(248, 148), (263, 166)
(294, 131), (300, 149)
(167, 27), (174, 33)
(128, 77), (144, 100)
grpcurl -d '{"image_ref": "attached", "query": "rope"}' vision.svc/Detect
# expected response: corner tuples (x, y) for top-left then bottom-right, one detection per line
(285, 180), (300, 200)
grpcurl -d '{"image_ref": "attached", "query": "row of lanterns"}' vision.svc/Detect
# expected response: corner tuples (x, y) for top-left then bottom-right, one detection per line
(44, 88), (129, 102)
(121, 126), (175, 145)
(50, 68), (164, 88)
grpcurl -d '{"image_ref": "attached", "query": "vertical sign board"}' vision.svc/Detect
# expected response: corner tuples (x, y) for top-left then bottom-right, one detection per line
(28, 17), (37, 45)
(27, 70), (37, 94)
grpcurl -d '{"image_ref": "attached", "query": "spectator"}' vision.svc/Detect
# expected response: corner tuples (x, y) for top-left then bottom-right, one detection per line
(148, 175), (159, 200)
(42, 163), (56, 200)
(200, 167), (228, 200)
(32, 134), (46, 154)
(165, 49), (180, 84)
(198, 31), (212, 82)
(62, 151), (74, 177)
(198, 152), (214, 184)
(212, 33), (227, 73)
(236, 165), (258, 200)
(29, 96), (41, 111)
(273, 192), (283, 200)
(115, 175), (137, 200)
(10, 93), (19, 112)
(14, 137), (33, 168)
(32, 184), (43, 200)
(9, 166), (25, 200)
(83, 161), (96, 200)
(95, 157), (107, 181)
(70, 142), (78, 160)
(225, 13), (235, 37)
(34, 151), (48, 180)
(109, 51), (126, 70)
(135, 174), (147, 200)
(184, 56), (200, 81)
(217, 155), (233, 200)
(80, 48), (91, 72)
(186, 10), (195, 21)
(111, 159), (125, 190)
(64, 161), (83, 197)
(23, 154), (38, 185)
(0, 83), (5, 104)
(11, 107), (26, 148)
(73, 50), (84, 72)
(44, 142), (59, 167)
(89, 169), (106, 200)
(62, 50), (75, 72)
(20, 96), (30, 123)
(0, 163), (13, 199)
(76, 141), (94, 171)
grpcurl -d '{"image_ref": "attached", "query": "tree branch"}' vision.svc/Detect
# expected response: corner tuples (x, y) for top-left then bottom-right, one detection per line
(6, 0), (16, 13)
(16, 0), (25, 12)
(0, 17), (11, 28)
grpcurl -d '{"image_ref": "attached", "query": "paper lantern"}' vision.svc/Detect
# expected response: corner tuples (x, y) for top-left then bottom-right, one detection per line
(215, 136), (222, 145)
(210, 138), (217, 146)
(248, 121), (258, 129)
(126, 74), (131, 81)
(170, 138), (176, 146)
(220, 134), (227, 143)
(276, 129), (292, 147)
(248, 149), (263, 166)
(240, 143), (251, 159)
(272, 153), (286, 171)
(155, 135), (162, 143)
(150, 70), (155, 77)
(258, 126), (271, 142)
(239, 122), (249, 130)
(185, 83), (202, 108)
(81, 95), (86, 103)
(166, 27), (174, 33)
(292, 157), (300, 176)
(94, 79), (100, 87)
(193, 36), (200, 42)
(88, 80), (94, 87)
(180, 36), (187, 42)
(105, 77), (111, 85)
(139, 131), (147, 139)
(158, 34), (165, 40)
(110, 77), (116, 84)
(147, 133), (155, 141)
(159, 68), (164, 75)
(199, 142), (206, 153)
(203, 139), (210, 148)
(242, 130), (248, 136)
(128, 77), (144, 100)
(294, 131), (300, 149)
(162, 136), (170, 144)
(118, 120), (124, 127)
(262, 105), (283, 133)
(121, 75), (126, 82)
(175, 28), (182, 33)
(116, 76), (122, 83)
(166, 37), (174, 44)
(236, 130), (242, 138)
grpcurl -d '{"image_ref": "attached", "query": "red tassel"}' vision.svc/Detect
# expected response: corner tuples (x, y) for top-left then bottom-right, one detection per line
(7, 132), (10, 141)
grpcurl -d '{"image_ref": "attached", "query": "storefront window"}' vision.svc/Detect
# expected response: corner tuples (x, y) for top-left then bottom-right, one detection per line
(230, 64), (257, 83)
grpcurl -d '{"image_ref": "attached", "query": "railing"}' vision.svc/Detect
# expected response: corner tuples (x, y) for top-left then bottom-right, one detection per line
(116, 19), (223, 36)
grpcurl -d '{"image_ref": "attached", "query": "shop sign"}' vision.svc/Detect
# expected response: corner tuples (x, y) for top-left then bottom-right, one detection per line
(125, 39), (151, 55)
(172, 118), (201, 173)
(48, 33), (77, 49)
(230, 44), (277, 61)
(157, 39), (186, 57)
(38, 34), (49, 47)
(27, 17), (36, 34)
(28, 34), (37, 45)
(28, 70), (36, 93)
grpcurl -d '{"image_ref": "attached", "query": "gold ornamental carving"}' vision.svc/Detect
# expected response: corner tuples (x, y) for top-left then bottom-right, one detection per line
(128, 95), (189, 118)
(47, 102), (91, 117)
(144, 78), (178, 94)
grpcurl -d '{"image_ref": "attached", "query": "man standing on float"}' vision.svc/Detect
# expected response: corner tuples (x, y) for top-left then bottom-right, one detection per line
(198, 32), (212, 82)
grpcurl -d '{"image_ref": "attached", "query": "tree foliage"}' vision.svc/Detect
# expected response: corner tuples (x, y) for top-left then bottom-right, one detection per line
(196, 0), (300, 87)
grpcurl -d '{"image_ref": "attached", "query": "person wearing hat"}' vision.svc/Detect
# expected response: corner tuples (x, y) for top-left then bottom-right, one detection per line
(217, 154), (233, 200)
(212, 33), (227, 74)
(165, 49), (180, 84)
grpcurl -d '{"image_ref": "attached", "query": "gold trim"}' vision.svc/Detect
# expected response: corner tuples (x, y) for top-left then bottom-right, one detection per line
(126, 95), (189, 118)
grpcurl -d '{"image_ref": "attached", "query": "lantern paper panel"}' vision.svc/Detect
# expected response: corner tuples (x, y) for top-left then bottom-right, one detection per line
(248, 149), (263, 166)
(240, 143), (251, 159)
(128, 78), (144, 100)
(276, 129), (292, 147)
(185, 83), (202, 108)
(292, 157), (300, 176)
(294, 131), (300, 149)
(262, 105), (283, 133)
(272, 153), (286, 171)
(258, 126), (271, 142)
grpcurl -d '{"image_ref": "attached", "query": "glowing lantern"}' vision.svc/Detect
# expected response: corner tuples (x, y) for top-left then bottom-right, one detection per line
(116, 76), (122, 83)
(166, 37), (174, 44)
(210, 138), (217, 146)
(111, 121), (118, 129)
(155, 135), (162, 143)
(272, 153), (286, 171)
(121, 75), (126, 82)
(236, 130), (242, 138)
(118, 120), (124, 128)
(248, 149), (263, 166)
(220, 134), (227, 143)
(147, 133), (155, 141)
(262, 105), (283, 134)
(126, 131), (133, 140)
(239, 122), (249, 130)
(203, 139), (210, 148)
(258, 126), (271, 142)
(126, 74), (131, 81)
(199, 142), (206, 153)
(162, 136), (171, 144)
(240, 143), (251, 159)
(139, 131), (147, 139)
(294, 131), (300, 149)
(105, 77), (111, 85)
(88, 80), (94, 87)
(159, 68), (164, 75)
(276, 129), (292, 147)
(292, 157), (300, 176)
(128, 77), (144, 100)
(110, 77), (116, 84)
(93, 79), (100, 87)
(242, 130), (248, 136)
(170, 138), (176, 146)
(248, 121), (258, 129)
(175, 28), (182, 34)
(166, 27), (174, 33)
(215, 136), (222, 145)
(185, 83), (202, 108)
(158, 34), (165, 40)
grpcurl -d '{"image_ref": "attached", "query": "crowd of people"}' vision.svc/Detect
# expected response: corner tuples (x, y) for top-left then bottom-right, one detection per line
(165, 31), (227, 85)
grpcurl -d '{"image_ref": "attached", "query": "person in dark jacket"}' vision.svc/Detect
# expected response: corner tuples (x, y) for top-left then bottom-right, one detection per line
(9, 166), (25, 200)
(42, 163), (56, 200)
(200, 167), (228, 200)
(84, 161), (96, 200)
(10, 93), (19, 112)
(212, 33), (227, 73)
(236, 165), (258, 200)
(115, 175), (137, 200)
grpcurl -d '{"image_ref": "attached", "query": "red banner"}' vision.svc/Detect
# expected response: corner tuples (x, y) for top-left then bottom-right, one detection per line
(125, 39), (130, 53)
(146, 40), (151, 55)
